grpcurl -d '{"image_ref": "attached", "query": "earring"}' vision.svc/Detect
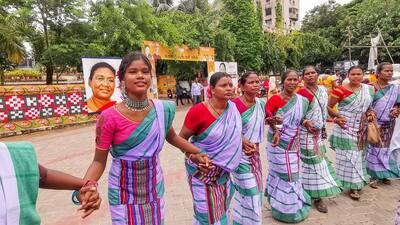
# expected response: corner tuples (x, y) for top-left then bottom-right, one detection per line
(120, 81), (127, 101)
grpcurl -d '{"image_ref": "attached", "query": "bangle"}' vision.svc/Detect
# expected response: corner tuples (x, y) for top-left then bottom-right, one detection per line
(71, 190), (80, 205)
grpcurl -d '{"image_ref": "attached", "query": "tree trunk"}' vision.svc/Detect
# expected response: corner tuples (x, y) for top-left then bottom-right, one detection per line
(38, 0), (54, 85)
(0, 70), (4, 85)
(46, 64), (53, 84)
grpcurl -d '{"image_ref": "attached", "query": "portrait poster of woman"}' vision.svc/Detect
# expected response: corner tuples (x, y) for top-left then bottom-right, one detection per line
(82, 57), (122, 113)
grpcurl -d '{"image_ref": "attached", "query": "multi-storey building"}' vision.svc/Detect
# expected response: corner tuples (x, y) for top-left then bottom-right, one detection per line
(255, 0), (300, 33)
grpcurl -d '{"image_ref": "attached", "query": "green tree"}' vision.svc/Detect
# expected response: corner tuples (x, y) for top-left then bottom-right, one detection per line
(302, 0), (400, 65)
(275, 1), (283, 30)
(221, 0), (264, 72)
(213, 29), (236, 62)
(301, 0), (345, 47)
(150, 0), (173, 14)
(9, 0), (85, 84)
(0, 10), (25, 84)
(177, 0), (210, 14)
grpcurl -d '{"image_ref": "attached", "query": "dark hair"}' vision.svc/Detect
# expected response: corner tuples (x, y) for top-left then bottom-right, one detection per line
(239, 71), (258, 86)
(376, 62), (392, 74)
(89, 62), (116, 81)
(302, 65), (316, 76)
(281, 69), (298, 84)
(325, 69), (332, 75)
(209, 72), (231, 87)
(118, 52), (152, 82)
(348, 65), (364, 74)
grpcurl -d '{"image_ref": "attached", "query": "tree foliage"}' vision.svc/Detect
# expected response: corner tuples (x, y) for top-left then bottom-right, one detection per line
(4, 0), (390, 84)
(221, 0), (264, 72)
(302, 0), (400, 65)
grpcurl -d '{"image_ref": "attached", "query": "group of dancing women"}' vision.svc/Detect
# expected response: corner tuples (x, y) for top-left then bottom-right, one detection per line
(81, 52), (400, 225)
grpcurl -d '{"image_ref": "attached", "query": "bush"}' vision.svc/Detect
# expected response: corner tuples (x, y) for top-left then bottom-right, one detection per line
(5, 69), (42, 78)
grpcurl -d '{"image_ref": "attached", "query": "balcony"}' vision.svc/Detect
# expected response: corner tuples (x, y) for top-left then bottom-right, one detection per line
(289, 13), (298, 20)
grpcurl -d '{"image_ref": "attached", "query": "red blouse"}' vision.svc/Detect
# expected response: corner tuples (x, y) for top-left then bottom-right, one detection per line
(297, 88), (314, 104)
(184, 103), (216, 135)
(266, 95), (287, 115)
(331, 85), (353, 101)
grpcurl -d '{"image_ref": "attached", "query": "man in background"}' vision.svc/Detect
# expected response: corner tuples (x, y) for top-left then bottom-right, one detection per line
(191, 77), (203, 105)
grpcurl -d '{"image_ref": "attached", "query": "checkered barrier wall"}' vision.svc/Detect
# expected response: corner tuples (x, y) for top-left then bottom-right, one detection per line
(0, 85), (96, 135)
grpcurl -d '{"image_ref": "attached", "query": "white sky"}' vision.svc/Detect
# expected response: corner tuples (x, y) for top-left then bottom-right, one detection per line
(299, 0), (352, 21)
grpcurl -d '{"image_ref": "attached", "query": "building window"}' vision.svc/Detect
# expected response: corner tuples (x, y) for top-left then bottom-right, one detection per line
(289, 7), (298, 14)
(265, 7), (272, 16)
(265, 19), (272, 27)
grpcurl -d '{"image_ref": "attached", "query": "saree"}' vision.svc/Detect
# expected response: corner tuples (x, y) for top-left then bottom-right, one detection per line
(186, 101), (242, 225)
(232, 98), (265, 225)
(329, 84), (374, 190)
(265, 94), (311, 223)
(366, 84), (400, 179)
(107, 100), (175, 225)
(298, 87), (342, 199)
(0, 142), (41, 225)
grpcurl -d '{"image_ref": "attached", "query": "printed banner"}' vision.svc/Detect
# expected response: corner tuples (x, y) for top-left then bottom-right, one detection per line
(142, 41), (215, 62)
(82, 57), (122, 113)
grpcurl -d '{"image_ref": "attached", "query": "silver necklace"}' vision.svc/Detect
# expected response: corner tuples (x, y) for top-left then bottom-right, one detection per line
(124, 98), (150, 112)
(121, 81), (151, 112)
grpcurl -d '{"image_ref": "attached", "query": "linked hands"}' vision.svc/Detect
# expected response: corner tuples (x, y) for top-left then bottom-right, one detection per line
(77, 183), (102, 218)
(243, 138), (257, 156)
(189, 153), (214, 174)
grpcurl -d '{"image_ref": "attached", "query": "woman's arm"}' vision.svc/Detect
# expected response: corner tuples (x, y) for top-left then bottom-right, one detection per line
(39, 164), (84, 190)
(169, 126), (213, 172)
(328, 96), (347, 128)
(82, 149), (109, 181)
(327, 96), (340, 118)
(167, 126), (200, 154)
(38, 164), (102, 218)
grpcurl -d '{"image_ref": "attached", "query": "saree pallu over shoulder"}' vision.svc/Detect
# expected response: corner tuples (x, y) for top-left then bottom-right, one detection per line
(110, 100), (175, 160)
(329, 84), (373, 190)
(299, 87), (342, 199)
(372, 84), (400, 123)
(240, 98), (266, 144)
(186, 101), (242, 225)
(190, 101), (243, 173)
(367, 84), (400, 180)
(0, 142), (41, 225)
(265, 94), (311, 223)
(329, 84), (374, 151)
(107, 100), (175, 225)
(233, 98), (265, 225)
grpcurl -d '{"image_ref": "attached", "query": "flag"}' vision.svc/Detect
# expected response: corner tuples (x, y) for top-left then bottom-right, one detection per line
(368, 34), (380, 70)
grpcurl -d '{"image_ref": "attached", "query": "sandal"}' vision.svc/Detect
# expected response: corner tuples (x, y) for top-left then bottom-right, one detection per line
(369, 179), (378, 189)
(349, 190), (360, 200)
(382, 179), (391, 185)
(314, 199), (328, 213)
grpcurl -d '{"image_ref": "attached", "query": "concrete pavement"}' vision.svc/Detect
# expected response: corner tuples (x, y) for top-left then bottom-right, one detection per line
(2, 106), (399, 225)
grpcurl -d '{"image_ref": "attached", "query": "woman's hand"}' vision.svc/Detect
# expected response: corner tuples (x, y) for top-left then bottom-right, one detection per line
(303, 120), (318, 134)
(265, 116), (283, 126)
(334, 116), (347, 129)
(271, 131), (280, 147)
(189, 153), (214, 174)
(77, 185), (101, 218)
(242, 138), (256, 156)
(389, 108), (400, 119)
(366, 110), (377, 122)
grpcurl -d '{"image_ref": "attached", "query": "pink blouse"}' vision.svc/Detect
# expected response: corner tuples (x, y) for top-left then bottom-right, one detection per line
(95, 106), (139, 150)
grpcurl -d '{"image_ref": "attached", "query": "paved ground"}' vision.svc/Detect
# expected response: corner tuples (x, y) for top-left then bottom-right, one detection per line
(1, 105), (399, 225)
